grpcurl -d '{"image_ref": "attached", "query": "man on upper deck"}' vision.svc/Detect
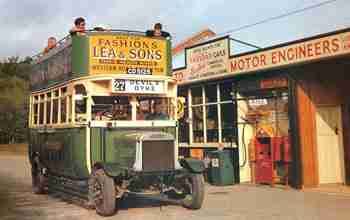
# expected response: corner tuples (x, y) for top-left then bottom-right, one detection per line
(43, 37), (57, 54)
(69, 17), (86, 36)
(146, 23), (171, 39)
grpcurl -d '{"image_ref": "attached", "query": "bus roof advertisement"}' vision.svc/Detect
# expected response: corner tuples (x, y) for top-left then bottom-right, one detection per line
(89, 35), (168, 76)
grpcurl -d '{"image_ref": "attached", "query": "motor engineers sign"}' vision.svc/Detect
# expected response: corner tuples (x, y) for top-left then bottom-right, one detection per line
(185, 37), (229, 83)
(230, 31), (350, 74)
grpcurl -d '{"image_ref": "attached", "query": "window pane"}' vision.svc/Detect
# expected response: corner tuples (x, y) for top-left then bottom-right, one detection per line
(205, 84), (217, 103)
(191, 87), (202, 105)
(192, 106), (204, 143)
(33, 103), (38, 125)
(46, 100), (51, 124)
(61, 97), (67, 123)
(179, 106), (189, 143)
(276, 93), (289, 136)
(220, 82), (233, 101)
(178, 88), (189, 143)
(221, 102), (235, 142)
(142, 98), (171, 121)
(112, 103), (131, 120)
(39, 103), (44, 124)
(68, 96), (72, 122)
(206, 105), (218, 142)
(75, 98), (87, 114)
(92, 96), (131, 121)
(53, 99), (58, 123)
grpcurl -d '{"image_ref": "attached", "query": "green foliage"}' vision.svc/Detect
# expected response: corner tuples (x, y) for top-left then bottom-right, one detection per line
(0, 57), (30, 143)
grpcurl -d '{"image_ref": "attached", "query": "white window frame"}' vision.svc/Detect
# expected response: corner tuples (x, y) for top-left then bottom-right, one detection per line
(184, 82), (234, 145)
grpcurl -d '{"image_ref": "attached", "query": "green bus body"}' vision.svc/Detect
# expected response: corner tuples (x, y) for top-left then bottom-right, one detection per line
(30, 128), (88, 179)
(29, 30), (179, 188)
(29, 31), (205, 215)
(30, 127), (175, 180)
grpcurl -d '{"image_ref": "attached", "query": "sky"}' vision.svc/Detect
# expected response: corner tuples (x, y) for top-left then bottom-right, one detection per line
(0, 0), (349, 61)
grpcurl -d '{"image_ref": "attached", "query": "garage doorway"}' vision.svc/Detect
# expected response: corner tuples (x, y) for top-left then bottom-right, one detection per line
(316, 106), (345, 184)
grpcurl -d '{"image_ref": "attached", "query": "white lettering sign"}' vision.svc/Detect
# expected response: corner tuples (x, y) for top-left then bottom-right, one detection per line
(248, 99), (268, 107)
(112, 79), (165, 94)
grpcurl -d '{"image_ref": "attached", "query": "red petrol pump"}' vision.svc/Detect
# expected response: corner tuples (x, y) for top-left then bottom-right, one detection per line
(252, 135), (291, 185)
(235, 78), (291, 186)
(243, 111), (291, 185)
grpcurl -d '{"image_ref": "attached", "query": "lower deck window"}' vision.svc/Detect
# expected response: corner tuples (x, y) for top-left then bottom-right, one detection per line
(91, 96), (174, 121)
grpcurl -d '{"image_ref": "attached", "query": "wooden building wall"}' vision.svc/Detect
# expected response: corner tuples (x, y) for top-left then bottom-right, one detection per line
(293, 57), (350, 187)
(296, 81), (319, 187)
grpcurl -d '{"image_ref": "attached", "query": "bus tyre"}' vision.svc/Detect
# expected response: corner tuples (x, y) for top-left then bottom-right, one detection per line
(182, 174), (205, 210)
(89, 169), (116, 216)
(31, 157), (47, 194)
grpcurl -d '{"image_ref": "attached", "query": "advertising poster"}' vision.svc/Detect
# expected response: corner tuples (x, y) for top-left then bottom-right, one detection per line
(89, 35), (167, 76)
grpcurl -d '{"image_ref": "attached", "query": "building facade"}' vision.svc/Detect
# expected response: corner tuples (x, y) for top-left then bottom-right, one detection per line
(173, 28), (350, 188)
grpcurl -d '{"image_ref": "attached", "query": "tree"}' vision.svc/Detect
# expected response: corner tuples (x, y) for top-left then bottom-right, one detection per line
(0, 57), (30, 144)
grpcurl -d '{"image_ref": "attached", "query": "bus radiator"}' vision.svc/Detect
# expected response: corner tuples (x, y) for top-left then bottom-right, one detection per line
(142, 140), (175, 172)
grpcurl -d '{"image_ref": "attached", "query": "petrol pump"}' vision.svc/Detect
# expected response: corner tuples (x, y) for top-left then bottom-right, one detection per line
(241, 99), (291, 186)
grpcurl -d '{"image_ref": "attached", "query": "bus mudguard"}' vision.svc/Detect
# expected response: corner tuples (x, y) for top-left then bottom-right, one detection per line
(179, 158), (205, 173)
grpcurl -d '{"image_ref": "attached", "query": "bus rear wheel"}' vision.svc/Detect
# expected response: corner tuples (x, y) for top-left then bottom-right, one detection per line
(89, 169), (116, 216)
(31, 157), (47, 194)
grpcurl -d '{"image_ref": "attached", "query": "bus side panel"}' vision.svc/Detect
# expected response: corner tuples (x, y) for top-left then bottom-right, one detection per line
(37, 128), (89, 179)
(72, 35), (90, 76)
(70, 127), (89, 179)
(90, 128), (103, 166)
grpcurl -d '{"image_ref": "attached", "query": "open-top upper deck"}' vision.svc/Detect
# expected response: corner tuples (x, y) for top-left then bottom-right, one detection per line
(30, 30), (173, 92)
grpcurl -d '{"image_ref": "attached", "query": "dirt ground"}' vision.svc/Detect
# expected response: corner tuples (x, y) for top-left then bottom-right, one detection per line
(1, 153), (350, 220)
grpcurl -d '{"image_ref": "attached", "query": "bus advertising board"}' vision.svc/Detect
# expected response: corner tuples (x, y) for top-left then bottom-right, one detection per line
(90, 35), (168, 76)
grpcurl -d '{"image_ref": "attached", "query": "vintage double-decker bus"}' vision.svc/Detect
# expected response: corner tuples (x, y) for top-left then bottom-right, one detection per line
(28, 29), (205, 216)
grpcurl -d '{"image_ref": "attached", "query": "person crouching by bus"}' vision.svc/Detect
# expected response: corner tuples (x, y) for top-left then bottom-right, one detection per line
(43, 37), (57, 54)
(146, 23), (171, 39)
(70, 17), (86, 36)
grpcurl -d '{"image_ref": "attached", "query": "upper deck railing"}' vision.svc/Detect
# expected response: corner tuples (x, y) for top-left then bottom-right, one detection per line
(30, 30), (172, 91)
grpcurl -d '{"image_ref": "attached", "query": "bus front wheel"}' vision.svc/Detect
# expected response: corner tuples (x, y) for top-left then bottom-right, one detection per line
(181, 174), (205, 209)
(89, 169), (116, 216)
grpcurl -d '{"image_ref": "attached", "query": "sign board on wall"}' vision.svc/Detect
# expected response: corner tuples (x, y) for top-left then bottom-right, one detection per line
(229, 31), (350, 75)
(184, 37), (229, 83)
(174, 30), (350, 84)
(90, 35), (167, 76)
